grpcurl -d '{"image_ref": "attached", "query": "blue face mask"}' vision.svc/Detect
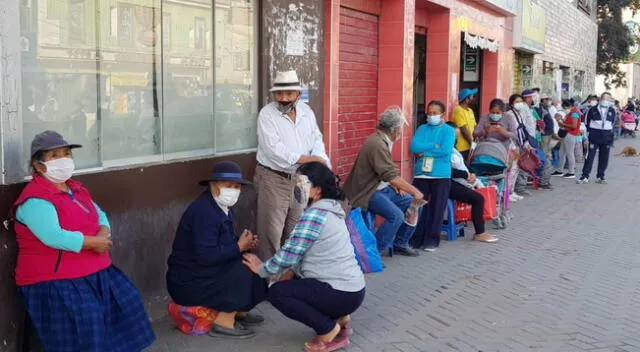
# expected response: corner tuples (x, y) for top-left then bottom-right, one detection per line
(489, 114), (502, 122)
(427, 115), (442, 125)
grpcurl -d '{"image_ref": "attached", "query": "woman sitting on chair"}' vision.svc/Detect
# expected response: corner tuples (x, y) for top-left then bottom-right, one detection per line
(447, 122), (498, 243)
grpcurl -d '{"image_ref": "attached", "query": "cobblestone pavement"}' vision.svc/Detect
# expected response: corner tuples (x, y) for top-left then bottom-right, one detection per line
(150, 139), (640, 352)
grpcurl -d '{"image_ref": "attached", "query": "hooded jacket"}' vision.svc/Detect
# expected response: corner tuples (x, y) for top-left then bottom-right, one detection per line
(260, 199), (366, 292)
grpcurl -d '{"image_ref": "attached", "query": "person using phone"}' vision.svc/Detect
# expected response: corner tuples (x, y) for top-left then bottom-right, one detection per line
(166, 161), (267, 339)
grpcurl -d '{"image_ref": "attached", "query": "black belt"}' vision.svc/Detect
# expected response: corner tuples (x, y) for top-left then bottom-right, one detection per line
(258, 163), (292, 180)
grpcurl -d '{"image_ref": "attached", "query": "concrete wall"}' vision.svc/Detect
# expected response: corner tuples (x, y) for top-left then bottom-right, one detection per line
(529, 0), (598, 99)
(0, 1), (325, 351)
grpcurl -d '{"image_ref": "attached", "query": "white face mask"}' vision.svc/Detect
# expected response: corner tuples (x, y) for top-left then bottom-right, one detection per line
(41, 157), (75, 183)
(216, 188), (241, 208)
(514, 102), (526, 111)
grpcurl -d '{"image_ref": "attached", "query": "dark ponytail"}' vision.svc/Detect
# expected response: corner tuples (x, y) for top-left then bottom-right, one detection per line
(297, 162), (346, 201)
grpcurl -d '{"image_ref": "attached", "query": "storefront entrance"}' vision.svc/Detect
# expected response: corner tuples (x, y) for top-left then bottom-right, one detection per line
(460, 39), (482, 119)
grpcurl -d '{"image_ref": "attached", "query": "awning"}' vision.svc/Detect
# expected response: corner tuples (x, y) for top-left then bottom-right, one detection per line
(464, 32), (499, 53)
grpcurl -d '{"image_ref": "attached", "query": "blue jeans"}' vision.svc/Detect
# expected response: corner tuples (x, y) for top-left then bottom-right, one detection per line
(367, 186), (415, 251)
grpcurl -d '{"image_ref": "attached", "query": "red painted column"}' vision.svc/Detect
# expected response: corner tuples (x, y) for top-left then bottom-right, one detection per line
(481, 50), (499, 115)
(323, 0), (341, 169)
(425, 11), (452, 114)
(378, 0), (415, 180)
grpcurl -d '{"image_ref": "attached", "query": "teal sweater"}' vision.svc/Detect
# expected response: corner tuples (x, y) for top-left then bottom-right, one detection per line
(16, 196), (110, 253)
(410, 123), (455, 178)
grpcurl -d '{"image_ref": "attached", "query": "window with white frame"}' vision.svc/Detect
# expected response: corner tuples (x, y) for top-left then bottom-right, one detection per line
(19, 0), (258, 173)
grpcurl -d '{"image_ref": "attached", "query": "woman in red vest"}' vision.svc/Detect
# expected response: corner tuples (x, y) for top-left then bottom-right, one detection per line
(12, 131), (156, 352)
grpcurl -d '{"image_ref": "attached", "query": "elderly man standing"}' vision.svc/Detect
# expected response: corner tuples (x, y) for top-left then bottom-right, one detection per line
(344, 106), (424, 257)
(255, 70), (330, 260)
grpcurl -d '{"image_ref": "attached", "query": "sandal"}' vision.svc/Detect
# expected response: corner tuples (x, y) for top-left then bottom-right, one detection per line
(304, 336), (350, 352)
(338, 327), (353, 338)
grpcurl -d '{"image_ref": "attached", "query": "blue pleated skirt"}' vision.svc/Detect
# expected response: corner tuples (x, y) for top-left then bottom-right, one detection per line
(19, 265), (156, 352)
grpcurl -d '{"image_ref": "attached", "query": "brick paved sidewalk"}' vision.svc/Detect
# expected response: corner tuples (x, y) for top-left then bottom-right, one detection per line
(149, 140), (640, 352)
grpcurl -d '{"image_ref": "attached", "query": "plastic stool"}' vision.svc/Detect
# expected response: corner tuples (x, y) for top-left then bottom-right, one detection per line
(362, 210), (393, 257)
(442, 200), (465, 241)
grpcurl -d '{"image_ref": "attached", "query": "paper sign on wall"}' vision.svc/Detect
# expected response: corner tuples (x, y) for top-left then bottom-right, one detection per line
(286, 29), (305, 56)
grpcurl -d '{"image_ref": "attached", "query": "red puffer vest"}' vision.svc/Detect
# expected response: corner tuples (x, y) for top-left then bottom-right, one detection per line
(11, 175), (111, 286)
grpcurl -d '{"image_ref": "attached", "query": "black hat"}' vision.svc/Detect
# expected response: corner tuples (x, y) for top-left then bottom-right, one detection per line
(30, 130), (82, 157)
(199, 161), (251, 186)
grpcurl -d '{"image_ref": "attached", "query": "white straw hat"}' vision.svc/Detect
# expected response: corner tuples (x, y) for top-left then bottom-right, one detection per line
(270, 70), (303, 92)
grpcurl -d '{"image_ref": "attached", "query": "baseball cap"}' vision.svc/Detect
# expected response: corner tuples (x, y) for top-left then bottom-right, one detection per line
(458, 88), (478, 102)
(30, 130), (82, 157)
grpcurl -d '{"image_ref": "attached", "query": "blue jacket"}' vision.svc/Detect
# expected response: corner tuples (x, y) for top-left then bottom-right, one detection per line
(410, 123), (455, 178)
(585, 105), (616, 145)
(167, 191), (241, 281)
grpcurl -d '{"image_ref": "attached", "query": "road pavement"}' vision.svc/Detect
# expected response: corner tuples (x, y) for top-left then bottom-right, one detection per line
(150, 139), (640, 352)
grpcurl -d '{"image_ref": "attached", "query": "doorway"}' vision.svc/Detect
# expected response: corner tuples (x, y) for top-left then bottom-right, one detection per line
(460, 38), (482, 119)
(414, 32), (427, 128)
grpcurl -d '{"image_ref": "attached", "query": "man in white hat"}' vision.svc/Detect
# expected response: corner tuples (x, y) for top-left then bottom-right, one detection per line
(255, 70), (330, 261)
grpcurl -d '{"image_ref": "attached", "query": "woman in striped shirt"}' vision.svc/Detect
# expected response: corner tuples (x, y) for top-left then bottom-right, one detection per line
(243, 162), (366, 352)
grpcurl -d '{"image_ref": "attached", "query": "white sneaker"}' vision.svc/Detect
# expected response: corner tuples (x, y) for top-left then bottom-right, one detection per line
(512, 193), (524, 200)
(509, 194), (519, 203)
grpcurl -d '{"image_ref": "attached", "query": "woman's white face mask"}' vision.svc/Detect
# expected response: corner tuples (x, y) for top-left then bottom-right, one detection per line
(40, 157), (75, 183)
(216, 188), (241, 208)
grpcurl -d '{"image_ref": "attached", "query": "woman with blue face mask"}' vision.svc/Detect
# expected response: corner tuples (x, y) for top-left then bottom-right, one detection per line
(409, 101), (456, 252)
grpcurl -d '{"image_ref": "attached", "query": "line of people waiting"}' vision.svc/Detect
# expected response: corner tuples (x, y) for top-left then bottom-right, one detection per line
(9, 68), (619, 352)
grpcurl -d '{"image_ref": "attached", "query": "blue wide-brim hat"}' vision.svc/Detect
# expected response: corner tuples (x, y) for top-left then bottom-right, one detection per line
(199, 161), (251, 186)
(459, 88), (478, 102)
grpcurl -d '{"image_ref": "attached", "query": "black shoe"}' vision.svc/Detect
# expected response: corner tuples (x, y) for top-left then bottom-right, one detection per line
(551, 171), (564, 176)
(539, 184), (553, 190)
(236, 313), (265, 326)
(208, 323), (256, 339)
(562, 173), (576, 179)
(393, 246), (420, 257)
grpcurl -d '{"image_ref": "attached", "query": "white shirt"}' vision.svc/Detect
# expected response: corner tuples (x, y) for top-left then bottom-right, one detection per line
(521, 105), (537, 137)
(257, 101), (330, 173)
(548, 105), (558, 120)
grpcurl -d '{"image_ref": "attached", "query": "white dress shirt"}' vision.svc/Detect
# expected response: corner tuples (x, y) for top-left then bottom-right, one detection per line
(256, 101), (331, 173)
(521, 106), (537, 137)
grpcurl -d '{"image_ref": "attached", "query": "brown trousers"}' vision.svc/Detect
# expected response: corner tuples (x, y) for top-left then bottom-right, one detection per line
(254, 165), (304, 261)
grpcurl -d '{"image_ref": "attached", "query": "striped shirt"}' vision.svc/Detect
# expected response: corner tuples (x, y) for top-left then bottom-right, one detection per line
(259, 208), (328, 277)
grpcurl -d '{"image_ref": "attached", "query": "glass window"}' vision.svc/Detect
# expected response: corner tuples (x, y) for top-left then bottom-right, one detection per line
(214, 0), (258, 153)
(19, 0), (258, 175)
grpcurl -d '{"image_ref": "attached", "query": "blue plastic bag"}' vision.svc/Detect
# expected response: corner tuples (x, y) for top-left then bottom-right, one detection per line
(345, 208), (384, 273)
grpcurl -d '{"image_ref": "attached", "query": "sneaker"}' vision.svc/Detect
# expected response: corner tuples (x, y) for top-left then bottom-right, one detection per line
(596, 178), (607, 184)
(577, 177), (589, 184)
(422, 246), (437, 252)
(539, 184), (553, 190)
(509, 194), (519, 203)
(562, 173), (576, 179)
(551, 171), (564, 176)
(474, 233), (499, 243)
(393, 246), (420, 257)
(512, 193), (524, 200)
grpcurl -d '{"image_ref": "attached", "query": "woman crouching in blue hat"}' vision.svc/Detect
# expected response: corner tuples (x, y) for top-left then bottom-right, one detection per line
(166, 161), (268, 339)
